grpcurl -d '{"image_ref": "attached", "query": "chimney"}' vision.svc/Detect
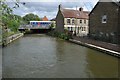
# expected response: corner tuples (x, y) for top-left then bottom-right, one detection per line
(58, 4), (62, 10)
(79, 7), (83, 11)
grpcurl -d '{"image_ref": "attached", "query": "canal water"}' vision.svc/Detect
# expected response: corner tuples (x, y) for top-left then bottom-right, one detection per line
(2, 34), (119, 78)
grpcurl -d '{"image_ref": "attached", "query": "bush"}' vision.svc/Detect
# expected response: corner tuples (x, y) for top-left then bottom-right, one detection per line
(47, 30), (72, 40)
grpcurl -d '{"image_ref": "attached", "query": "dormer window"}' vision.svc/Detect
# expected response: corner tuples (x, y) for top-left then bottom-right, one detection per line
(102, 15), (107, 23)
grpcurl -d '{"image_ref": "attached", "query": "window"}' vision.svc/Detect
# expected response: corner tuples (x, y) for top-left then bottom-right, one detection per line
(36, 22), (38, 25)
(81, 27), (83, 31)
(102, 15), (107, 23)
(77, 27), (79, 33)
(84, 20), (86, 24)
(84, 27), (86, 31)
(71, 27), (73, 31)
(68, 27), (70, 30)
(72, 19), (74, 24)
(81, 27), (86, 31)
(80, 20), (82, 23)
(67, 19), (70, 24)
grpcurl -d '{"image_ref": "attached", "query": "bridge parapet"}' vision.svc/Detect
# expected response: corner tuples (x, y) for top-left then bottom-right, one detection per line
(19, 25), (50, 29)
(19, 21), (52, 30)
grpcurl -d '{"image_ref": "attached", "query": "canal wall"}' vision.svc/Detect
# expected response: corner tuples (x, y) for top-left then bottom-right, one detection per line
(4, 33), (24, 46)
(69, 39), (120, 58)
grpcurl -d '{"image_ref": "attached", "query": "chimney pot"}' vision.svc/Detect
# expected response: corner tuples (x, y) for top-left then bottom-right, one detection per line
(59, 4), (62, 10)
(79, 7), (83, 11)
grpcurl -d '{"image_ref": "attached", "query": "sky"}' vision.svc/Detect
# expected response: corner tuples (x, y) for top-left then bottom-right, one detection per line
(6, 0), (100, 20)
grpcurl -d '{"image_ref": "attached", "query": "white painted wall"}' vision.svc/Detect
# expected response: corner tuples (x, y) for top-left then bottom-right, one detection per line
(64, 18), (89, 36)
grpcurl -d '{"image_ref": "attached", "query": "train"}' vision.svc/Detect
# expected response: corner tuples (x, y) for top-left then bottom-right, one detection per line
(29, 21), (52, 29)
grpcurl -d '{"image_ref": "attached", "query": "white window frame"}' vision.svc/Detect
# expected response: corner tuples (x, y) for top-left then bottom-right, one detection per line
(67, 19), (71, 24)
(80, 20), (82, 24)
(84, 19), (86, 24)
(72, 19), (75, 24)
(102, 15), (107, 23)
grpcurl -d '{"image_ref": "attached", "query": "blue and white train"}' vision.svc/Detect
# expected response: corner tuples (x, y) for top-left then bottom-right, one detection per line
(30, 21), (52, 29)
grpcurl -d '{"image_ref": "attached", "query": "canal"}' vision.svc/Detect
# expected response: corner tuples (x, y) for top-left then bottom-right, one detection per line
(2, 34), (119, 78)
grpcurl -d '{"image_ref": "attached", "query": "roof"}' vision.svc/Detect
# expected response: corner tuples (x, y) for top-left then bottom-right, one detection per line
(114, 1), (120, 6)
(60, 8), (89, 19)
(42, 16), (48, 21)
(50, 18), (56, 21)
(89, 1), (120, 15)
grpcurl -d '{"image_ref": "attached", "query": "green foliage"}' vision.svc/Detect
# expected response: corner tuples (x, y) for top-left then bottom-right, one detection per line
(50, 23), (54, 29)
(8, 19), (19, 32)
(47, 30), (72, 40)
(1, 1), (13, 15)
(22, 13), (41, 24)
(1, 0), (24, 32)
(1, 0), (26, 46)
(2, 14), (22, 32)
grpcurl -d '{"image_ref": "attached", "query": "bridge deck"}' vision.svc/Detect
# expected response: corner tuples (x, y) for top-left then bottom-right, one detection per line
(18, 25), (51, 30)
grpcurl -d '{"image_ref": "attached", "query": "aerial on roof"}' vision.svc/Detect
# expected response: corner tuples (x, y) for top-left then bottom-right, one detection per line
(42, 16), (48, 21)
(60, 7), (89, 19)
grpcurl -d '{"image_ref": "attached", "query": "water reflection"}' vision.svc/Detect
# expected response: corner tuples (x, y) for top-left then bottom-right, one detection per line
(86, 49), (119, 78)
(2, 34), (119, 78)
(54, 39), (88, 78)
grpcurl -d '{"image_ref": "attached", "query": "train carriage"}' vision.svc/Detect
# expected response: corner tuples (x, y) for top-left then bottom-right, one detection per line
(30, 21), (52, 29)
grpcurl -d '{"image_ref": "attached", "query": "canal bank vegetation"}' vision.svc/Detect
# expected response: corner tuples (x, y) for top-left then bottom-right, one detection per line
(1, 0), (25, 32)
(1, 0), (26, 46)
(47, 29), (72, 40)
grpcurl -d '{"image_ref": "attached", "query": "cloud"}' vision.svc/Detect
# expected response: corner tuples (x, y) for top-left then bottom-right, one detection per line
(6, 0), (99, 20)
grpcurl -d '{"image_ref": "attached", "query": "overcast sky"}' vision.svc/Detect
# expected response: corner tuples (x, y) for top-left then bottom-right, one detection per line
(6, 0), (99, 20)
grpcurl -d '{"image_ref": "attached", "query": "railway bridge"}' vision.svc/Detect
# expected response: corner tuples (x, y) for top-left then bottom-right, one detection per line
(18, 21), (53, 33)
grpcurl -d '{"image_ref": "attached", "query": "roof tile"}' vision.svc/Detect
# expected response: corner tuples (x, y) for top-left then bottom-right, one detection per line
(61, 8), (89, 19)
(42, 16), (48, 21)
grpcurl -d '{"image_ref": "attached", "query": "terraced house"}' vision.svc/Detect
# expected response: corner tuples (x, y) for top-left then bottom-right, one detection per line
(56, 5), (89, 36)
(89, 1), (120, 44)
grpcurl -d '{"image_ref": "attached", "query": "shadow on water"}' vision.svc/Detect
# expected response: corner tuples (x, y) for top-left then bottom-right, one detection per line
(24, 29), (51, 34)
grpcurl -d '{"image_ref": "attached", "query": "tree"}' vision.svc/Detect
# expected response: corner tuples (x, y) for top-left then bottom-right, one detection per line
(7, 15), (22, 32)
(0, 0), (25, 28)
(22, 13), (41, 24)
(1, 0), (26, 46)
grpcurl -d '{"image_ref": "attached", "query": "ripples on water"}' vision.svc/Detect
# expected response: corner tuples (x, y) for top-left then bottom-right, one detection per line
(2, 34), (119, 78)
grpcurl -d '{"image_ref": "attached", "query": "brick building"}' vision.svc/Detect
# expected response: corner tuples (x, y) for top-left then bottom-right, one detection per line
(56, 5), (89, 36)
(42, 16), (48, 21)
(89, 1), (120, 44)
